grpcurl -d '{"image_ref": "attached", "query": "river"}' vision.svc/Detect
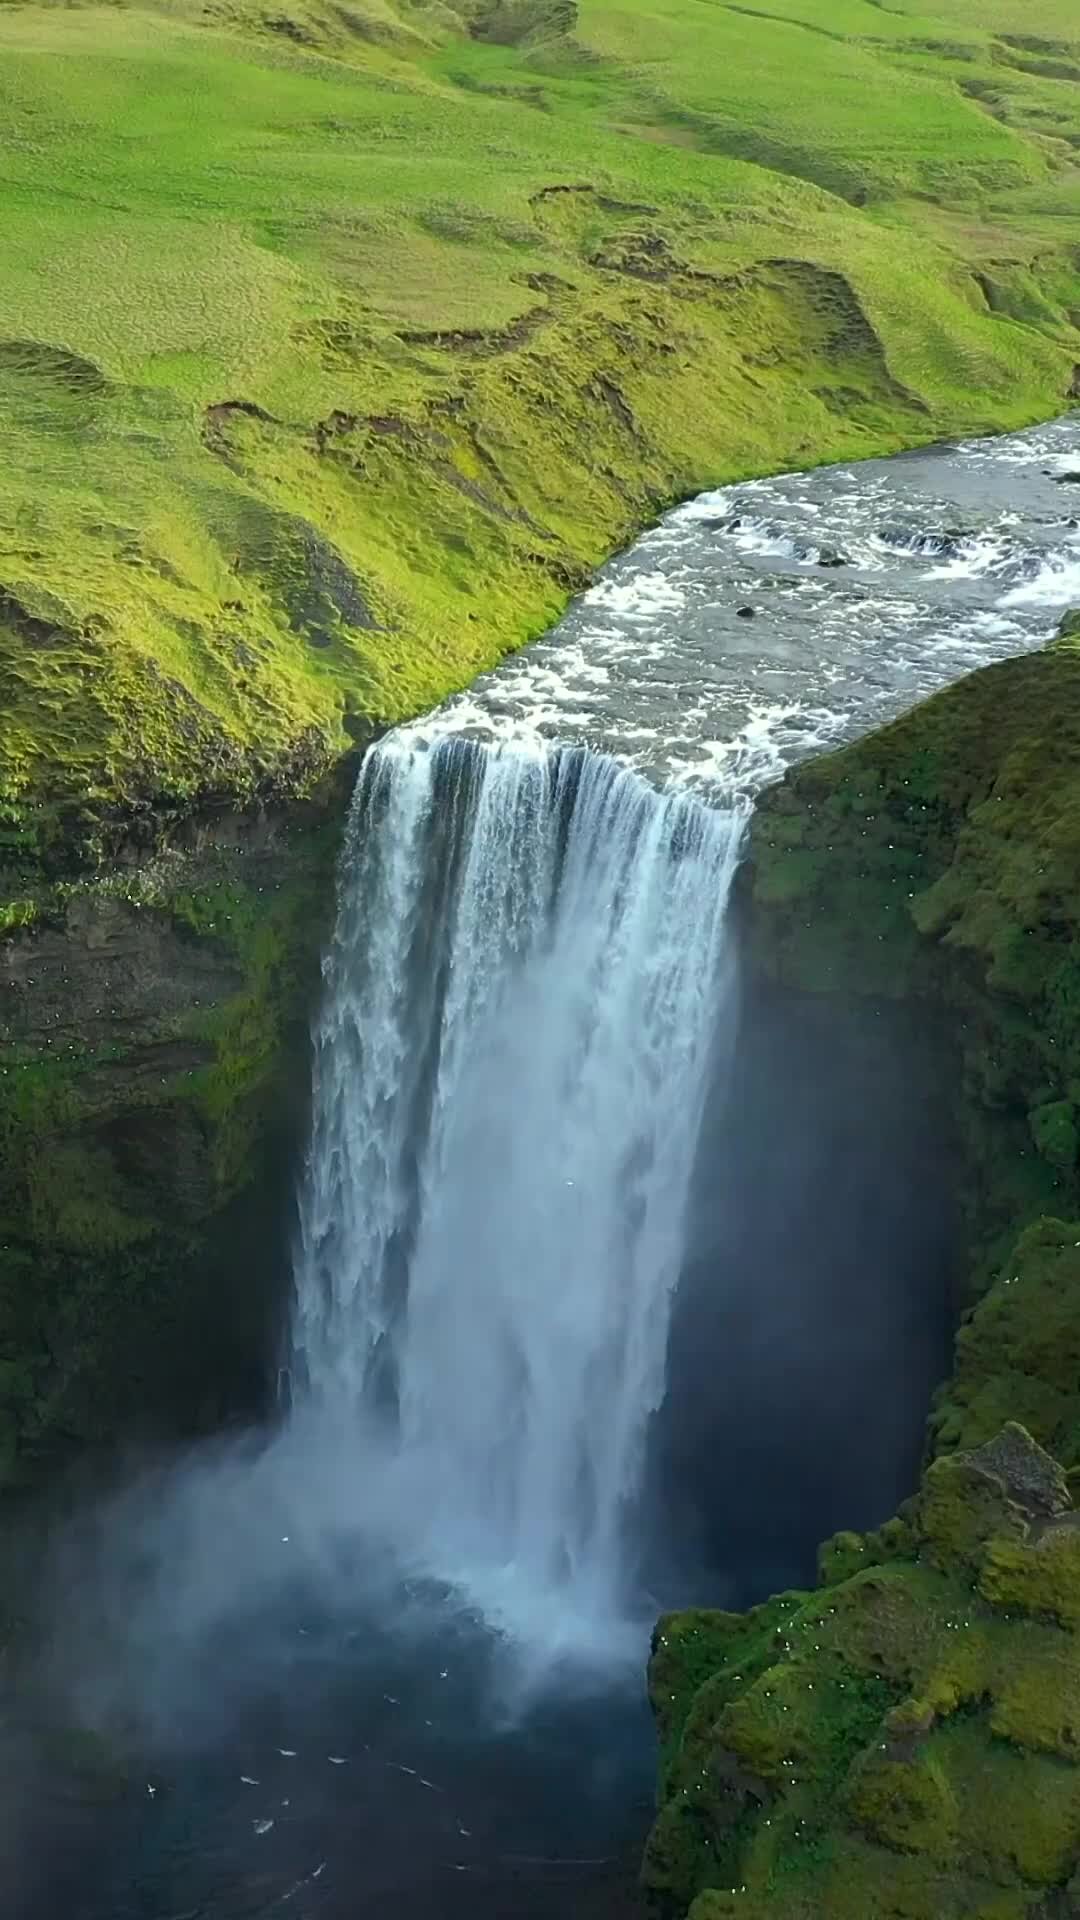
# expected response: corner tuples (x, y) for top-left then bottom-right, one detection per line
(16, 415), (1080, 1919)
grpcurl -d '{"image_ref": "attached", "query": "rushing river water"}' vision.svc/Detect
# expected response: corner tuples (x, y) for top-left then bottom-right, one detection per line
(21, 416), (1080, 1920)
(417, 413), (1080, 782)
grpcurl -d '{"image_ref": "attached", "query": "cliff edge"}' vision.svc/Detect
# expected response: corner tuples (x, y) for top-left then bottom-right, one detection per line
(646, 624), (1080, 1917)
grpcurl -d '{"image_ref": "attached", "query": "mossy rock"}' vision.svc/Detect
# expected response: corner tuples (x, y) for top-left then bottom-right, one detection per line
(1029, 1101), (1079, 1174)
(0, 783), (346, 1474)
(844, 1745), (959, 1858)
(931, 1218), (1080, 1471)
(645, 1427), (1080, 1920)
(747, 638), (1080, 1040)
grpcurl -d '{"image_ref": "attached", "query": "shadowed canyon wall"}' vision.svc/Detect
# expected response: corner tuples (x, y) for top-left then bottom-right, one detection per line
(0, 781), (351, 1477)
(646, 623), (1080, 1920)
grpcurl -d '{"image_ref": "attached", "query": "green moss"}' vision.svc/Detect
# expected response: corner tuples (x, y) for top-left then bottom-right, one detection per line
(817, 1530), (872, 1587)
(647, 1428), (1080, 1920)
(932, 1218), (1080, 1469)
(650, 1601), (800, 1785)
(817, 1515), (917, 1590)
(0, 899), (37, 936)
(991, 1644), (1080, 1757)
(1029, 1098), (1078, 1172)
(980, 1528), (1080, 1630)
(918, 1451), (1029, 1572)
(0, 797), (343, 1474)
(845, 1747), (959, 1858)
(747, 640), (1080, 1291)
(162, 848), (337, 1189)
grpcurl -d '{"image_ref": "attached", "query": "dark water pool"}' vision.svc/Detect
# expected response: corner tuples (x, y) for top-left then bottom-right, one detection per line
(14, 1555), (653, 1920)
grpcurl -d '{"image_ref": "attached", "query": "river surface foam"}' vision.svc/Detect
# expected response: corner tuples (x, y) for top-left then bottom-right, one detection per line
(407, 414), (1080, 791)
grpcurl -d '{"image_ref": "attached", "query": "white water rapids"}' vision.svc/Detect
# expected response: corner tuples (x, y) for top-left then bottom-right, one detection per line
(292, 739), (745, 1647)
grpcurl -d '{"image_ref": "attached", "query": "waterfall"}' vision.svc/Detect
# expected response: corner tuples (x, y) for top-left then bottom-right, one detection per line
(291, 732), (746, 1649)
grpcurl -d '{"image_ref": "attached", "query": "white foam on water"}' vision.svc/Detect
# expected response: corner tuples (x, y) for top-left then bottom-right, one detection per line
(968, 422), (1080, 468)
(920, 535), (1013, 581)
(671, 487), (735, 523)
(728, 518), (820, 564)
(675, 700), (842, 790)
(1001, 550), (1080, 607)
(583, 570), (687, 618)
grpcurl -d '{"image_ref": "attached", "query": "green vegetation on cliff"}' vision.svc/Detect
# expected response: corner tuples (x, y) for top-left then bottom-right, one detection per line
(3, 0), (1080, 855)
(748, 621), (1080, 1284)
(648, 1424), (1080, 1920)
(646, 629), (1080, 1917)
(0, 787), (345, 1473)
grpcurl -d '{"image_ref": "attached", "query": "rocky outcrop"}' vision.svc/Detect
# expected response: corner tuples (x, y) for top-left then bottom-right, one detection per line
(645, 623), (1080, 1918)
(647, 1423), (1080, 1920)
(0, 781), (350, 1479)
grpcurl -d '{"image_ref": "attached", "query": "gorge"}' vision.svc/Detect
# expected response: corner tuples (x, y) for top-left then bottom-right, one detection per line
(7, 0), (1080, 1902)
(10, 415), (1080, 1916)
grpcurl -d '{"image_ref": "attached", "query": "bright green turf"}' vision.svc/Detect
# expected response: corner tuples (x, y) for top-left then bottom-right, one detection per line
(1, 0), (1079, 849)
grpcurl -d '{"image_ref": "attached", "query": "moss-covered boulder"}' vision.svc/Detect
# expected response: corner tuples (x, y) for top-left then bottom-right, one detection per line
(646, 1426), (1080, 1920)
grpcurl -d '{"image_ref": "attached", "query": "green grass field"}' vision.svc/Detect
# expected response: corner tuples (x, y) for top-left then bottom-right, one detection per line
(2, 0), (1080, 852)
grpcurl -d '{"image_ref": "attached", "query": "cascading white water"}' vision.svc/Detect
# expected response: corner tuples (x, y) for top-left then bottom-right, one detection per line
(291, 732), (745, 1648)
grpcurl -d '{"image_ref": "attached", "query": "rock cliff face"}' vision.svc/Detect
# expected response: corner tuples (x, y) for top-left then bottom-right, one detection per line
(646, 626), (1080, 1918)
(0, 781), (349, 1478)
(742, 620), (1080, 1294)
(648, 1422), (1080, 1920)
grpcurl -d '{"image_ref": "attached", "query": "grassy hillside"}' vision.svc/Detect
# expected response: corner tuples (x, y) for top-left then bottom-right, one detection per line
(2, 0), (1080, 855)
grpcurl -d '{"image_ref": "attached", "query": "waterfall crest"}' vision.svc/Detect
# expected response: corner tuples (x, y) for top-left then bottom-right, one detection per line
(292, 734), (745, 1647)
